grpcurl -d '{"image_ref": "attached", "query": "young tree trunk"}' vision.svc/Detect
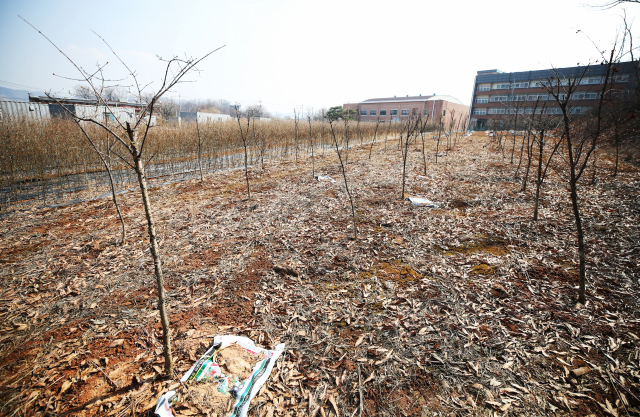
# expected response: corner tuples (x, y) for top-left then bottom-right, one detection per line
(368, 119), (380, 159)
(329, 122), (357, 239)
(435, 121), (443, 164)
(308, 116), (315, 178)
(196, 117), (204, 181)
(77, 125), (126, 245)
(132, 148), (173, 375)
(533, 129), (544, 221)
(421, 131), (427, 175)
(521, 130), (535, 192)
(511, 111), (519, 164)
(613, 120), (619, 177)
(514, 128), (529, 178)
(294, 109), (299, 162)
(569, 169), (587, 304)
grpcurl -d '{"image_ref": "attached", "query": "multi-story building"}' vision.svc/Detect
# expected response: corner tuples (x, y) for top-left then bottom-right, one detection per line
(468, 61), (638, 130)
(343, 95), (469, 126)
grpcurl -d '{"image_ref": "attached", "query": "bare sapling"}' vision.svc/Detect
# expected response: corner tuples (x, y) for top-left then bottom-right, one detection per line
(368, 117), (381, 159)
(293, 107), (300, 162)
(357, 117), (364, 146)
(419, 117), (429, 175)
(77, 122), (126, 245)
(258, 124), (268, 170)
(514, 121), (531, 178)
(532, 118), (563, 221)
(384, 119), (393, 153)
(521, 100), (542, 192)
(434, 114), (445, 163)
(235, 105), (252, 199)
(329, 119), (358, 239)
(510, 102), (522, 164)
(320, 110), (327, 157)
(445, 109), (456, 151)
(307, 112), (315, 178)
(195, 115), (208, 181)
(24, 16), (224, 376)
(542, 49), (615, 305)
(400, 116), (420, 199)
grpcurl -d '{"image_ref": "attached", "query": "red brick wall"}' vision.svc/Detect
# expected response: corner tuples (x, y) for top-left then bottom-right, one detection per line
(343, 100), (469, 129)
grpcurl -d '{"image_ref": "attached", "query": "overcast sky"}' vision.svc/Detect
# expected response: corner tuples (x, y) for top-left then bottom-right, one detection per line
(0, 0), (635, 117)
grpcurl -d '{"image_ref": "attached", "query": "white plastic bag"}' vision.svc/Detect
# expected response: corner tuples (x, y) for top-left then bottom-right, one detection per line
(155, 335), (285, 417)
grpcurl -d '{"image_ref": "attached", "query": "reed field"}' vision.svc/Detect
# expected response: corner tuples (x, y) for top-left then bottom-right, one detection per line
(0, 118), (401, 212)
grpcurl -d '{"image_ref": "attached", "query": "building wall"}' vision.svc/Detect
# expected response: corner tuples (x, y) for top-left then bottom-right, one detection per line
(0, 100), (50, 121)
(468, 61), (638, 129)
(343, 99), (469, 129)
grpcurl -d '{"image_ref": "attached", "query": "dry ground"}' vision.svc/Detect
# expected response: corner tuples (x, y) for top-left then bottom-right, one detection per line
(0, 133), (639, 417)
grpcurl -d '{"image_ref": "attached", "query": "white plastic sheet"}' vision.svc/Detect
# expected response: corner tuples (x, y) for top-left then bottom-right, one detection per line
(316, 175), (336, 183)
(406, 196), (438, 207)
(155, 335), (285, 417)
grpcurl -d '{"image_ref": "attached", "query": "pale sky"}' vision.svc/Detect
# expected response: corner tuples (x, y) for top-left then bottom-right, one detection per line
(0, 0), (635, 117)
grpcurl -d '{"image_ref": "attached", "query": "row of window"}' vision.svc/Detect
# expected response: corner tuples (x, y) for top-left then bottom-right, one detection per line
(360, 109), (433, 116)
(476, 74), (629, 91)
(473, 106), (589, 115)
(475, 92), (598, 103)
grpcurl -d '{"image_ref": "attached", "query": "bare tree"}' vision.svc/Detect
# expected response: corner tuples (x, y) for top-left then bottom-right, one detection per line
(73, 84), (94, 99)
(530, 114), (563, 221)
(24, 16), (224, 376)
(158, 98), (179, 120)
(235, 105), (252, 199)
(329, 119), (358, 239)
(521, 100), (543, 192)
(368, 116), (382, 159)
(594, 0), (640, 8)
(542, 51), (615, 305)
(293, 107), (300, 162)
(400, 115), (421, 199)
(307, 111), (315, 178)
(434, 114), (445, 163)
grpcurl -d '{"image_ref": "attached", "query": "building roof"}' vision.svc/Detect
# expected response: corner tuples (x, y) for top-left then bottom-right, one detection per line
(360, 95), (463, 105)
(29, 95), (144, 108)
(475, 60), (639, 83)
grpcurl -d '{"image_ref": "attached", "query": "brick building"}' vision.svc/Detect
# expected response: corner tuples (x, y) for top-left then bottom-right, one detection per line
(468, 61), (638, 130)
(343, 95), (469, 126)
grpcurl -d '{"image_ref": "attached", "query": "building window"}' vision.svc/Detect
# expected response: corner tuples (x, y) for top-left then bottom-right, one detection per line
(581, 76), (601, 85)
(573, 92), (598, 100)
(360, 110), (366, 116)
(510, 94), (526, 101)
(370, 110), (376, 116)
(477, 84), (490, 91)
(512, 81), (529, 88)
(390, 109), (398, 115)
(490, 95), (508, 102)
(424, 109), (429, 116)
(527, 94), (548, 101)
(443, 109), (446, 116)
(473, 108), (486, 115)
(494, 83), (511, 89)
(475, 97), (488, 103)
(570, 107), (589, 114)
(546, 107), (563, 114)
(612, 74), (630, 83)
(488, 108), (505, 114)
(401, 109), (409, 116)
(380, 120), (385, 123)
(507, 108), (525, 114)
(525, 107), (533, 114)
(380, 110), (387, 116)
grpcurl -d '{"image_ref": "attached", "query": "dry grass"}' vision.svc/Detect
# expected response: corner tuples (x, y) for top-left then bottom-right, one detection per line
(0, 118), (398, 212)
